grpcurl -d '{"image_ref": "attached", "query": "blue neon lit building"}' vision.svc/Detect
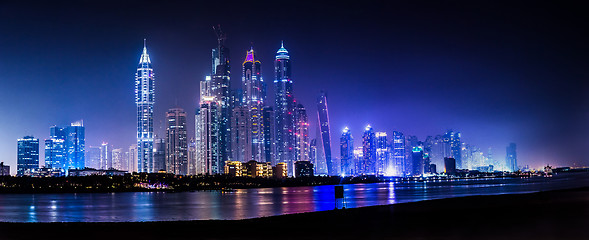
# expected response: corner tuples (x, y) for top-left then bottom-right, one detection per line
(17, 136), (39, 176)
(135, 40), (155, 173)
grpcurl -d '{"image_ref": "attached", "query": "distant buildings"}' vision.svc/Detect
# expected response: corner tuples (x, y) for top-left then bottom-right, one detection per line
(444, 157), (457, 175)
(361, 125), (377, 175)
(17, 136), (39, 176)
(45, 122), (85, 171)
(391, 131), (405, 176)
(0, 162), (10, 176)
(274, 42), (296, 176)
(165, 108), (188, 175)
(153, 138), (166, 172)
(340, 127), (354, 176)
(506, 143), (517, 172)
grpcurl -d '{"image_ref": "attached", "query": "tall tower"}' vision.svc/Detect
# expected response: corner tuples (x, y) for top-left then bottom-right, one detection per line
(317, 91), (334, 175)
(294, 103), (309, 164)
(340, 127), (354, 176)
(274, 42), (296, 174)
(391, 131), (405, 176)
(262, 106), (276, 164)
(362, 125), (376, 175)
(506, 143), (517, 172)
(135, 40), (155, 173)
(165, 108), (188, 175)
(375, 132), (388, 176)
(17, 136), (39, 176)
(242, 48), (264, 162)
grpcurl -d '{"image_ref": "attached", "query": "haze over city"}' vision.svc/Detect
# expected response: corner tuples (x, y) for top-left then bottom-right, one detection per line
(1, 0), (588, 175)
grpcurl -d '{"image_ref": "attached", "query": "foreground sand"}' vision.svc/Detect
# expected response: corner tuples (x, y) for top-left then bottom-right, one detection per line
(1, 187), (588, 240)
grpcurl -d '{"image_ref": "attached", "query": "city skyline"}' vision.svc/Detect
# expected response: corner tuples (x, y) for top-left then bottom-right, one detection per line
(1, 1), (588, 174)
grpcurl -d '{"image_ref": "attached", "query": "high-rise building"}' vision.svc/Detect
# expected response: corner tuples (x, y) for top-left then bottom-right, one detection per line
(136, 40), (155, 173)
(405, 135), (419, 176)
(262, 106), (275, 164)
(340, 127), (354, 176)
(444, 130), (462, 169)
(99, 142), (110, 170)
(274, 42), (296, 175)
(197, 99), (222, 174)
(391, 131), (405, 176)
(411, 146), (424, 176)
(153, 138), (166, 172)
(128, 144), (138, 173)
(316, 91), (334, 175)
(17, 136), (39, 176)
(188, 138), (197, 175)
(506, 143), (517, 172)
(85, 146), (101, 169)
(361, 125), (377, 175)
(309, 138), (317, 170)
(444, 157), (457, 175)
(195, 28), (232, 175)
(294, 104), (309, 164)
(242, 48), (265, 163)
(375, 132), (388, 176)
(231, 106), (249, 162)
(165, 108), (188, 175)
(45, 122), (85, 170)
(111, 148), (125, 171)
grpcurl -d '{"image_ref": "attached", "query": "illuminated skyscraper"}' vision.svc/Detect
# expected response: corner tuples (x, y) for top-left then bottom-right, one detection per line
(375, 132), (388, 176)
(17, 136), (39, 176)
(187, 138), (197, 175)
(340, 127), (354, 176)
(165, 108), (188, 175)
(274, 42), (296, 175)
(294, 104), (309, 165)
(316, 91), (334, 175)
(412, 146), (424, 176)
(197, 99), (222, 174)
(153, 138), (166, 172)
(391, 131), (405, 176)
(262, 106), (275, 164)
(444, 130), (462, 169)
(45, 122), (85, 170)
(506, 143), (517, 172)
(242, 48), (265, 163)
(85, 146), (100, 169)
(231, 106), (249, 163)
(111, 148), (125, 171)
(128, 144), (138, 173)
(309, 138), (317, 169)
(135, 40), (155, 173)
(100, 142), (110, 169)
(361, 125), (377, 175)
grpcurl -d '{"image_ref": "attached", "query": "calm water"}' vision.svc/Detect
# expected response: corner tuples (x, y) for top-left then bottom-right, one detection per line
(1, 173), (588, 222)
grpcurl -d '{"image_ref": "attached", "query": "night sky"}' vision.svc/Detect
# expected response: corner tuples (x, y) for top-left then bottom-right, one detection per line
(1, 1), (588, 174)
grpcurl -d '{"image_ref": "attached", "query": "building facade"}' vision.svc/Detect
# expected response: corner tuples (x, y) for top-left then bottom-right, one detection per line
(165, 108), (188, 175)
(136, 41), (155, 173)
(17, 136), (39, 176)
(274, 42), (297, 176)
(316, 91), (334, 175)
(340, 127), (354, 176)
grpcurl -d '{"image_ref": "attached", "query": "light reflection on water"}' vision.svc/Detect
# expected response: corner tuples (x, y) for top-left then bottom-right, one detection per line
(0, 173), (588, 222)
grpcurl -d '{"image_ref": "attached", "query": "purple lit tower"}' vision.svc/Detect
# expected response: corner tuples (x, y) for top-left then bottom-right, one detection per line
(242, 48), (265, 162)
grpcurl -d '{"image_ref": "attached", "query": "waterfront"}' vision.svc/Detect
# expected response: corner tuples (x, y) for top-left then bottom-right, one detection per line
(1, 172), (588, 222)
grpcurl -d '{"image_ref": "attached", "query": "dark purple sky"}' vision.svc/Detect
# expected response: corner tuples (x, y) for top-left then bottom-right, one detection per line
(1, 1), (588, 174)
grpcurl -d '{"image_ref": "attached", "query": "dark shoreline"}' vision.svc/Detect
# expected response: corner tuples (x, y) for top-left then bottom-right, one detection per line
(1, 186), (588, 239)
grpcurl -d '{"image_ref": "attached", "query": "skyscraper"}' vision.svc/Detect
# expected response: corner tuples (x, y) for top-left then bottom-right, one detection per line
(111, 148), (125, 171)
(197, 99), (221, 174)
(165, 108), (188, 175)
(85, 146), (101, 169)
(17, 136), (39, 176)
(100, 142), (110, 170)
(391, 131), (405, 176)
(242, 48), (265, 163)
(128, 144), (138, 173)
(153, 138), (166, 172)
(375, 132), (388, 176)
(135, 40), (155, 173)
(45, 122), (85, 170)
(412, 146), (424, 176)
(444, 130), (462, 169)
(361, 125), (377, 175)
(262, 106), (275, 164)
(316, 91), (334, 175)
(340, 127), (354, 176)
(294, 104), (309, 164)
(187, 138), (197, 175)
(274, 42), (296, 175)
(506, 143), (517, 172)
(231, 106), (249, 163)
